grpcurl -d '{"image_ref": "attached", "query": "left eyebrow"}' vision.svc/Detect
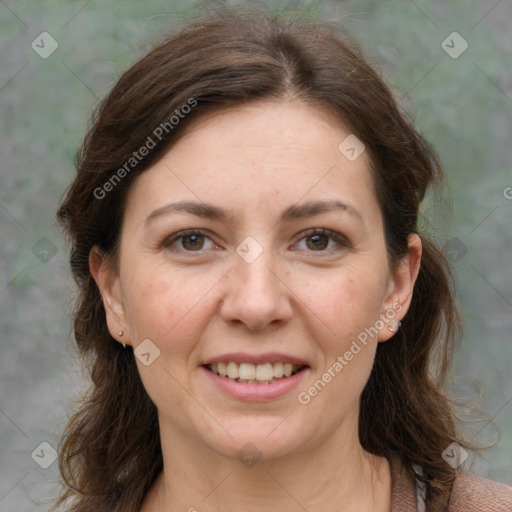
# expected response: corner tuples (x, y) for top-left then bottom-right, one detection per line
(280, 200), (363, 223)
(144, 199), (364, 226)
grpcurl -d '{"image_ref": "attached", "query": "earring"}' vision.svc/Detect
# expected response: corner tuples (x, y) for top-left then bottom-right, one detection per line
(387, 321), (401, 333)
(118, 331), (126, 348)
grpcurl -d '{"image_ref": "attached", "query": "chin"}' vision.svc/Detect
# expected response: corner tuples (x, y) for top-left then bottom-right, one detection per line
(199, 417), (311, 463)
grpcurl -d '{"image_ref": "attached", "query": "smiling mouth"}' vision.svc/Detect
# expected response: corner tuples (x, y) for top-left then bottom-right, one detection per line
(204, 362), (308, 384)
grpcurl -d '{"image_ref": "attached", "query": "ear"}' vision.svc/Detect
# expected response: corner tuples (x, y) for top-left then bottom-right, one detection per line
(378, 233), (422, 342)
(89, 246), (131, 347)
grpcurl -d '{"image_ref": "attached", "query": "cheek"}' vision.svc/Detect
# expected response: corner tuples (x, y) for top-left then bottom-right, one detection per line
(292, 270), (386, 430)
(301, 263), (388, 341)
(121, 258), (220, 347)
(120, 262), (220, 407)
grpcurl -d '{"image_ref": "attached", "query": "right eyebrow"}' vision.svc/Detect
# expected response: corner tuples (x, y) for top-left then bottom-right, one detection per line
(145, 201), (228, 226)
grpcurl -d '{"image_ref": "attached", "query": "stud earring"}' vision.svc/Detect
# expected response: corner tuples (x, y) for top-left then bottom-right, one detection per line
(118, 331), (126, 348)
(387, 321), (401, 333)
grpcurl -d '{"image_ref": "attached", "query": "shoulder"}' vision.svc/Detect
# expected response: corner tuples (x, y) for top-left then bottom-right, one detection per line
(449, 470), (512, 512)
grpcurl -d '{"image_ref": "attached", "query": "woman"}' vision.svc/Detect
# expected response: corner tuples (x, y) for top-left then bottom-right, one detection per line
(53, 10), (512, 512)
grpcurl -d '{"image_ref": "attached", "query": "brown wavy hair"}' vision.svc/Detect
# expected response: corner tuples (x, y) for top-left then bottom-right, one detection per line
(54, 8), (475, 511)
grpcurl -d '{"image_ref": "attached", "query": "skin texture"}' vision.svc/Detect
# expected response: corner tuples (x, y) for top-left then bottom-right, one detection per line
(90, 100), (422, 512)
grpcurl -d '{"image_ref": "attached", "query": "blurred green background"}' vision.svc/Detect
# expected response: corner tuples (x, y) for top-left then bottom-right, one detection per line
(1, 0), (511, 509)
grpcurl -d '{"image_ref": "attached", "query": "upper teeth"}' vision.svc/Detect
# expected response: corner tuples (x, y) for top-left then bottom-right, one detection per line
(208, 362), (303, 381)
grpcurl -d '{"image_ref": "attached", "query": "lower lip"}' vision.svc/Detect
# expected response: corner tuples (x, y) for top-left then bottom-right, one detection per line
(200, 366), (310, 401)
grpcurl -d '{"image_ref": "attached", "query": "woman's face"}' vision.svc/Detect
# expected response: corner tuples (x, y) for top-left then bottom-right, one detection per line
(93, 100), (420, 463)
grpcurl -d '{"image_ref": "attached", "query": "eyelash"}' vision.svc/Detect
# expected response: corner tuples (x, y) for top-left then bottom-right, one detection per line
(162, 228), (350, 255)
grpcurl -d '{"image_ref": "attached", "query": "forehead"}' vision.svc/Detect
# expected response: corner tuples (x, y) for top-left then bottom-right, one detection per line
(124, 100), (378, 226)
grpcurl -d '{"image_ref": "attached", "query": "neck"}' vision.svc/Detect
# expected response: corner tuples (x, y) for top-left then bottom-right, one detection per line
(142, 416), (391, 512)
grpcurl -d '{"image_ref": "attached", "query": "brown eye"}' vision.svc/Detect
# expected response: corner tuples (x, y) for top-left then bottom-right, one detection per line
(181, 234), (205, 251)
(163, 229), (217, 253)
(305, 234), (329, 251)
(294, 228), (349, 253)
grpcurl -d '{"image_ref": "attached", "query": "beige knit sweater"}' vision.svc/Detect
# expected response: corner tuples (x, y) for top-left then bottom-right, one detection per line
(389, 457), (512, 511)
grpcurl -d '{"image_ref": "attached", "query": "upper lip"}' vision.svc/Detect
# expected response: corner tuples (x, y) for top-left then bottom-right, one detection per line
(201, 352), (310, 367)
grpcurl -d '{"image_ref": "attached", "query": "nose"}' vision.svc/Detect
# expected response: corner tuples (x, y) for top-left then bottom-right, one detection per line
(220, 245), (293, 331)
